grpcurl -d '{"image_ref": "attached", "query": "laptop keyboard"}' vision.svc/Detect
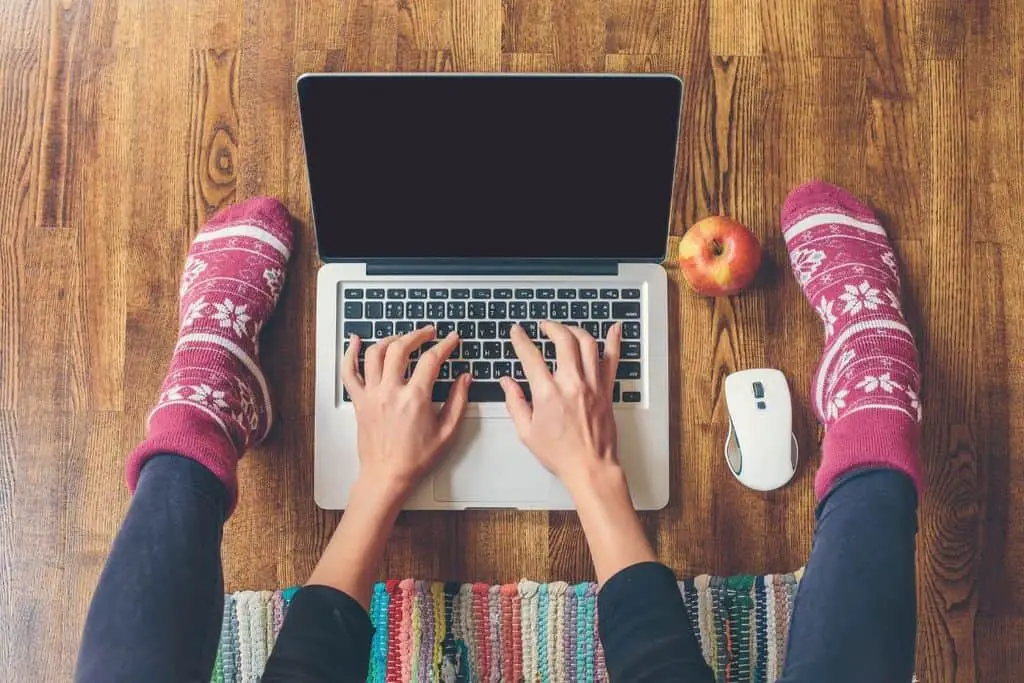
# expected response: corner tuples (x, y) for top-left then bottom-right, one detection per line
(341, 286), (643, 404)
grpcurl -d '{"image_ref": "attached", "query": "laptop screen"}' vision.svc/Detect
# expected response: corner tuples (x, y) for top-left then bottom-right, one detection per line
(297, 74), (683, 261)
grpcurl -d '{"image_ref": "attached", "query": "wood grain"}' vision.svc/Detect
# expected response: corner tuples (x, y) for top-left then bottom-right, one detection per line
(2, 0), (1023, 680)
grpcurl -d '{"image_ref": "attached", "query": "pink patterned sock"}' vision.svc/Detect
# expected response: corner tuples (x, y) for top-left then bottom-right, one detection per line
(126, 197), (294, 514)
(781, 181), (922, 500)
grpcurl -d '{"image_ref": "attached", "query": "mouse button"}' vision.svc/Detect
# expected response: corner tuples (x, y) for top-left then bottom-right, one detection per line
(725, 421), (743, 475)
(752, 381), (765, 399)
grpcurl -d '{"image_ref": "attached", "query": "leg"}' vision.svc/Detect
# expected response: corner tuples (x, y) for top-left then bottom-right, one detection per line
(75, 198), (294, 681)
(780, 469), (917, 682)
(778, 181), (923, 681)
(76, 455), (228, 682)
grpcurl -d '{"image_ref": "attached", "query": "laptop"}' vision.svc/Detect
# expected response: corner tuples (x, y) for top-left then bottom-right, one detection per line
(298, 73), (683, 510)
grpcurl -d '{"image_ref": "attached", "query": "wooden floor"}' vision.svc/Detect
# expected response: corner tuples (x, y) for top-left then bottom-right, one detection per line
(1, 0), (1021, 680)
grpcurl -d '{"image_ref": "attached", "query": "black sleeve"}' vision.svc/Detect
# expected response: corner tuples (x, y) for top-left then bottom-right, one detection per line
(261, 585), (374, 682)
(598, 562), (715, 683)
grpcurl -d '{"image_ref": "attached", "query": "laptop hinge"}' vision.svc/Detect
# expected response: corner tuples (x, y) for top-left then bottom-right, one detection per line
(364, 259), (620, 277)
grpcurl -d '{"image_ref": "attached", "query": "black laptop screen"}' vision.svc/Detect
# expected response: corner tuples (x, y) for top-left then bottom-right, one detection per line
(297, 74), (682, 261)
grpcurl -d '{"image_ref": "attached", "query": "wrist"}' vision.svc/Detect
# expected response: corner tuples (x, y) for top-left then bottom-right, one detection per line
(350, 474), (408, 516)
(564, 460), (630, 506)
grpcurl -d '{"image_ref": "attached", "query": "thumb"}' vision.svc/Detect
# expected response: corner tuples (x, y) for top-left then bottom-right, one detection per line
(499, 377), (532, 435)
(438, 373), (472, 440)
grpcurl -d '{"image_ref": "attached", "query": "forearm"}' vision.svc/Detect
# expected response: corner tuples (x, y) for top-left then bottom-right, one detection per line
(568, 463), (657, 585)
(306, 477), (403, 610)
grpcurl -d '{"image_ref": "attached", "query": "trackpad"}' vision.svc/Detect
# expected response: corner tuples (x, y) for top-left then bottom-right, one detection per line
(434, 418), (553, 504)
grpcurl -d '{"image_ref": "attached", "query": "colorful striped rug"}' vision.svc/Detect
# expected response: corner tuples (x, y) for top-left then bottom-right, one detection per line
(213, 570), (803, 682)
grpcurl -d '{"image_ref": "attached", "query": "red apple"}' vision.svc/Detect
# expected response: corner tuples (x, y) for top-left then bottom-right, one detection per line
(677, 216), (761, 296)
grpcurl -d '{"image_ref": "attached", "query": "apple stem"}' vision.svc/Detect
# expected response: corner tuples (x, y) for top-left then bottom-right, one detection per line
(711, 239), (724, 256)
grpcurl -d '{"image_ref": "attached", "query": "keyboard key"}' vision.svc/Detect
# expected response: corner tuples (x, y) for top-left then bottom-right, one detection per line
(494, 288), (513, 299)
(601, 321), (616, 337)
(494, 361), (512, 378)
(622, 321), (641, 338)
(447, 302), (466, 319)
(435, 381), (515, 402)
(503, 341), (517, 358)
(452, 289), (471, 299)
(438, 362), (451, 379)
(613, 382), (621, 402)
(597, 340), (605, 357)
(428, 302), (446, 318)
(537, 289), (555, 299)
(472, 288), (491, 299)
(498, 322), (514, 339)
(436, 321), (456, 337)
(623, 289), (641, 299)
(580, 289), (598, 299)
(550, 302), (569, 319)
(545, 361), (555, 374)
(509, 302), (528, 319)
(468, 302), (487, 319)
(484, 342), (502, 359)
(461, 341), (481, 359)
(478, 322), (497, 339)
(513, 362), (525, 380)
(409, 288), (428, 299)
(365, 301), (384, 318)
(415, 321), (432, 329)
(622, 342), (641, 359)
(387, 288), (406, 298)
(521, 321), (538, 338)
(451, 361), (471, 378)
(472, 362), (491, 380)
(374, 321), (393, 338)
(591, 302), (610, 319)
(343, 321), (373, 338)
(581, 321), (600, 338)
(407, 301), (425, 319)
(557, 288), (576, 299)
(385, 302), (404, 319)
(563, 321), (579, 327)
(488, 302), (507, 319)
(616, 362), (641, 379)
(612, 302), (641, 319)
(343, 301), (363, 319)
(396, 321), (415, 335)
(367, 288), (385, 299)
(344, 288), (363, 299)
(515, 288), (534, 299)
(623, 391), (642, 403)
(571, 302), (589, 319)
(457, 322), (476, 339)
(529, 302), (548, 318)
(429, 288), (449, 299)
(543, 342), (556, 359)
(600, 289), (619, 299)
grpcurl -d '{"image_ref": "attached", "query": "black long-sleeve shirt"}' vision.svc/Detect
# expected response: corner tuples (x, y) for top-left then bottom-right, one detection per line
(262, 561), (713, 682)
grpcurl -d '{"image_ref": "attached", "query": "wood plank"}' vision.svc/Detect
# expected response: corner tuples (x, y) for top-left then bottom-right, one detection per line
(550, 0), (605, 72)
(0, 411), (15, 675)
(451, 0), (501, 71)
(501, 0), (552, 53)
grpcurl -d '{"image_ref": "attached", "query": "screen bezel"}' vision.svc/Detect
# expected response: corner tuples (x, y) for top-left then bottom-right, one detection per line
(296, 72), (684, 265)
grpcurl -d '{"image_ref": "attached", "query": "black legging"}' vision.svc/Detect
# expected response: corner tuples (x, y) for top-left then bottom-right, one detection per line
(76, 455), (917, 682)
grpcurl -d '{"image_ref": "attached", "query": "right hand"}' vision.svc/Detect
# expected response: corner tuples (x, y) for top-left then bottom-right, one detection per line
(498, 321), (623, 492)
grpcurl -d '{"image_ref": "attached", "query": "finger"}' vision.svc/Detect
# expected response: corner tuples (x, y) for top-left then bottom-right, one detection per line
(600, 322), (622, 396)
(364, 334), (399, 387)
(383, 325), (436, 381)
(340, 334), (365, 399)
(540, 321), (583, 377)
(567, 325), (601, 386)
(510, 324), (552, 388)
(412, 331), (460, 388)
(499, 376), (533, 435)
(438, 373), (472, 441)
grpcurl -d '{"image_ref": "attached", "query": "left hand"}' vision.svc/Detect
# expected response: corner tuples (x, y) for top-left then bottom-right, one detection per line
(340, 326), (471, 501)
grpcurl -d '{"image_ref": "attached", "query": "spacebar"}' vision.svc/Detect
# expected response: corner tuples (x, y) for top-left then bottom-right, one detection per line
(431, 381), (531, 402)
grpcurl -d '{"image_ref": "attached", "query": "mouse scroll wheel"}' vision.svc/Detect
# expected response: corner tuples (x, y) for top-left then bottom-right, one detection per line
(752, 381), (765, 399)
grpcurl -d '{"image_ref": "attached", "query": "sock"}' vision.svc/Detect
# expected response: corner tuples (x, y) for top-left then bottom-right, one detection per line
(781, 181), (922, 500)
(126, 197), (294, 514)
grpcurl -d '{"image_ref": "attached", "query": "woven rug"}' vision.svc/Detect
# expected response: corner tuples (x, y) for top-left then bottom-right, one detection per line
(213, 570), (803, 682)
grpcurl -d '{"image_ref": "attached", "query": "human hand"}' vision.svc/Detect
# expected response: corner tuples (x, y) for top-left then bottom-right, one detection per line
(498, 320), (623, 494)
(340, 326), (471, 502)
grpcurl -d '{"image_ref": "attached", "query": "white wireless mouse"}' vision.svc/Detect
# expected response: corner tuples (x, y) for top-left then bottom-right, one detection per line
(723, 369), (799, 491)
